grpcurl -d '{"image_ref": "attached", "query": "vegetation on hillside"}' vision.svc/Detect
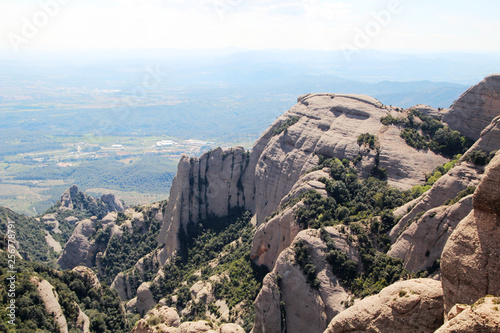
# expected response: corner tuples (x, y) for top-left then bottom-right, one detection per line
(464, 149), (498, 166)
(294, 157), (415, 231)
(273, 116), (301, 136)
(98, 204), (165, 285)
(410, 154), (462, 196)
(381, 109), (473, 157)
(288, 156), (431, 299)
(0, 207), (53, 263)
(151, 209), (268, 332)
(0, 251), (130, 333)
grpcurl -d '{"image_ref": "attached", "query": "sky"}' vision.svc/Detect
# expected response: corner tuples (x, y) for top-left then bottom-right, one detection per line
(0, 0), (500, 53)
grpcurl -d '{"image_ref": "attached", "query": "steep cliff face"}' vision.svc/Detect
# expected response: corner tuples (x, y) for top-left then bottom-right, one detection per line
(443, 74), (500, 141)
(158, 93), (449, 265)
(441, 151), (500, 317)
(157, 146), (250, 263)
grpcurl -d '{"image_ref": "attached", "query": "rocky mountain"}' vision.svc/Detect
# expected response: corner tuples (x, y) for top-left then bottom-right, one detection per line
(145, 74), (500, 332)
(2, 74), (500, 332)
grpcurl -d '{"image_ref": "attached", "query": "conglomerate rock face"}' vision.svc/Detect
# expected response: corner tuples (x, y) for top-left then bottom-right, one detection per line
(435, 296), (500, 333)
(253, 227), (359, 333)
(323, 279), (444, 333)
(441, 152), (500, 316)
(389, 112), (500, 272)
(443, 74), (500, 141)
(157, 93), (449, 265)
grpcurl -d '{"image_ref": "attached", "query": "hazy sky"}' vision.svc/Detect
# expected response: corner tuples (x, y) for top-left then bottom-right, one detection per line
(1, 0), (499, 53)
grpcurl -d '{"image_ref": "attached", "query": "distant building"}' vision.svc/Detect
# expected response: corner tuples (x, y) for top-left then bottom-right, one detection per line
(185, 139), (214, 146)
(156, 140), (176, 147)
(111, 144), (123, 149)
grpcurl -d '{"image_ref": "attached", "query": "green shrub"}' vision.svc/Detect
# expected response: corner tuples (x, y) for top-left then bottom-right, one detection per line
(445, 186), (476, 205)
(294, 240), (320, 289)
(357, 133), (377, 150)
(465, 150), (497, 166)
(273, 116), (301, 136)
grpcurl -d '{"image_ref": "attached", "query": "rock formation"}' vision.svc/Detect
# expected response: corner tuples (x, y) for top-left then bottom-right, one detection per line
(131, 305), (245, 333)
(57, 217), (98, 270)
(31, 276), (69, 333)
(72, 265), (101, 289)
(254, 227), (359, 333)
(389, 113), (500, 271)
(59, 184), (125, 215)
(158, 93), (449, 266)
(441, 151), (500, 316)
(435, 296), (500, 332)
(323, 279), (444, 333)
(388, 195), (473, 272)
(443, 74), (500, 141)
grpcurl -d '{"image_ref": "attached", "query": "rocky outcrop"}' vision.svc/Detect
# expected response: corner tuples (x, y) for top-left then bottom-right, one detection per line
(132, 306), (181, 333)
(250, 169), (330, 270)
(57, 218), (98, 270)
(157, 147), (250, 264)
(59, 184), (125, 214)
(159, 93), (449, 266)
(389, 161), (482, 242)
(254, 227), (359, 333)
(441, 151), (500, 316)
(250, 204), (302, 270)
(111, 271), (139, 302)
(72, 266), (101, 289)
(389, 114), (500, 267)
(31, 276), (69, 333)
(76, 304), (90, 333)
(388, 195), (473, 272)
(131, 306), (244, 333)
(323, 279), (444, 333)
(443, 74), (500, 141)
(133, 282), (157, 316)
(435, 296), (500, 332)
(101, 193), (125, 212)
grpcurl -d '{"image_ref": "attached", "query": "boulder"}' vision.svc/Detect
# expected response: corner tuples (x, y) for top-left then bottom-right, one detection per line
(435, 296), (500, 332)
(136, 282), (157, 316)
(323, 279), (444, 333)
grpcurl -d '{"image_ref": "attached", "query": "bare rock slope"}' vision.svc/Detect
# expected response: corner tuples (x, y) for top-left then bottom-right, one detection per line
(253, 227), (359, 333)
(443, 74), (500, 140)
(323, 279), (444, 333)
(441, 151), (500, 316)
